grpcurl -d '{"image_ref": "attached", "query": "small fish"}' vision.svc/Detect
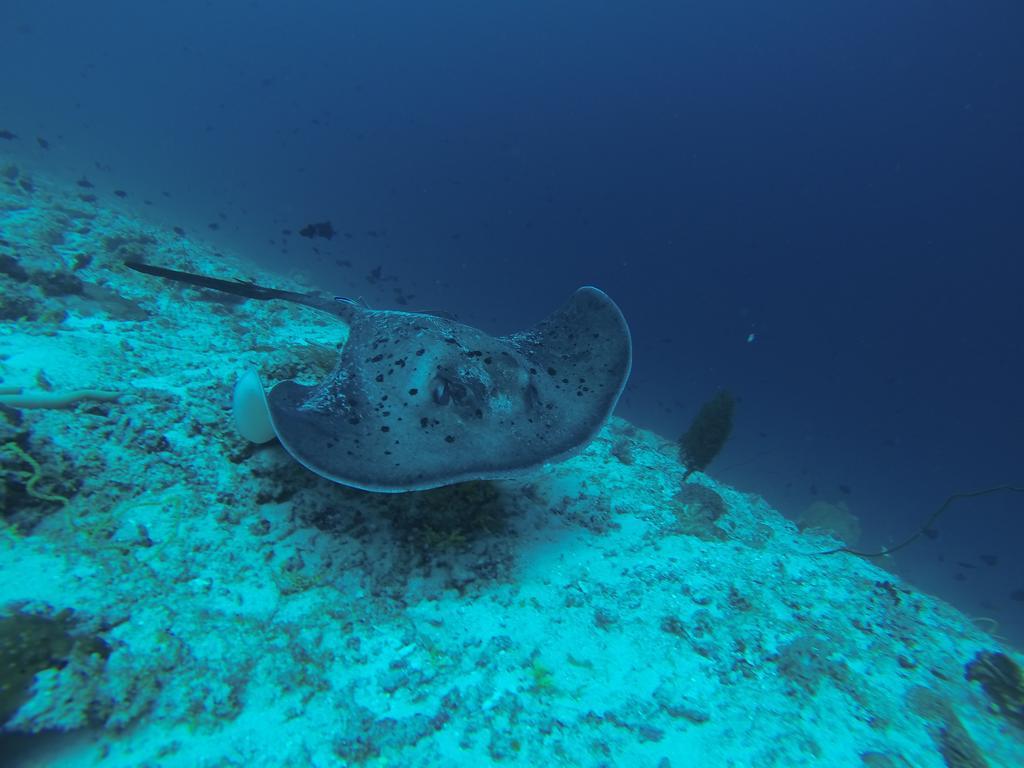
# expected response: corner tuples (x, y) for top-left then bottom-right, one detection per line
(0, 129), (17, 140)
(36, 136), (49, 149)
(114, 189), (127, 198)
(208, 222), (219, 230)
(77, 177), (94, 188)
(979, 554), (998, 566)
(299, 221), (335, 239)
(173, 226), (185, 236)
(1011, 589), (1024, 602)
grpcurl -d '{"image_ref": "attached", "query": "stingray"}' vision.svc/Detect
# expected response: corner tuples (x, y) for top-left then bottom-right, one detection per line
(126, 260), (632, 492)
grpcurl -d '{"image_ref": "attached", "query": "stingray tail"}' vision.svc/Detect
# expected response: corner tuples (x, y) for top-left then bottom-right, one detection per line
(124, 260), (353, 319)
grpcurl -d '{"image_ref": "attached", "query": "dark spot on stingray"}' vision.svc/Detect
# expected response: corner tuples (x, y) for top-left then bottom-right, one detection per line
(420, 417), (429, 427)
(547, 367), (557, 375)
(375, 374), (384, 382)
(348, 417), (360, 425)
(408, 388), (418, 396)
(529, 368), (537, 374)
(445, 435), (455, 443)
(484, 357), (492, 364)
(381, 426), (390, 432)
(416, 348), (426, 356)
(371, 354), (384, 363)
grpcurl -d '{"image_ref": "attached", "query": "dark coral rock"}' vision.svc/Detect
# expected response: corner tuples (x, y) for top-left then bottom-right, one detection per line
(611, 438), (635, 465)
(0, 294), (40, 322)
(966, 651), (1024, 729)
(671, 483), (729, 541)
(39, 271), (85, 297)
(0, 607), (110, 726)
(0, 254), (28, 282)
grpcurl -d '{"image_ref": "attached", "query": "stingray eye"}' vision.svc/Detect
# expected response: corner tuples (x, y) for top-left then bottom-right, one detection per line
(432, 380), (451, 405)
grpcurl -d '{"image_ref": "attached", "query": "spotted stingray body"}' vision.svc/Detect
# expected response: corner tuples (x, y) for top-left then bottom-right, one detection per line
(267, 287), (632, 492)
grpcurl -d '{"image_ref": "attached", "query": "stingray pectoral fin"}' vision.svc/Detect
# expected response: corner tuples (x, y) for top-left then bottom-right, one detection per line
(233, 368), (276, 443)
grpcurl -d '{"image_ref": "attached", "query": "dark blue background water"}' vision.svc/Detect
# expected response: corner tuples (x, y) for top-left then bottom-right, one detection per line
(3, 1), (1022, 642)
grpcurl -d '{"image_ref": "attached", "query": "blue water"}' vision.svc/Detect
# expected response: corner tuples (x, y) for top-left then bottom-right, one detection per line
(3, 0), (1022, 646)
